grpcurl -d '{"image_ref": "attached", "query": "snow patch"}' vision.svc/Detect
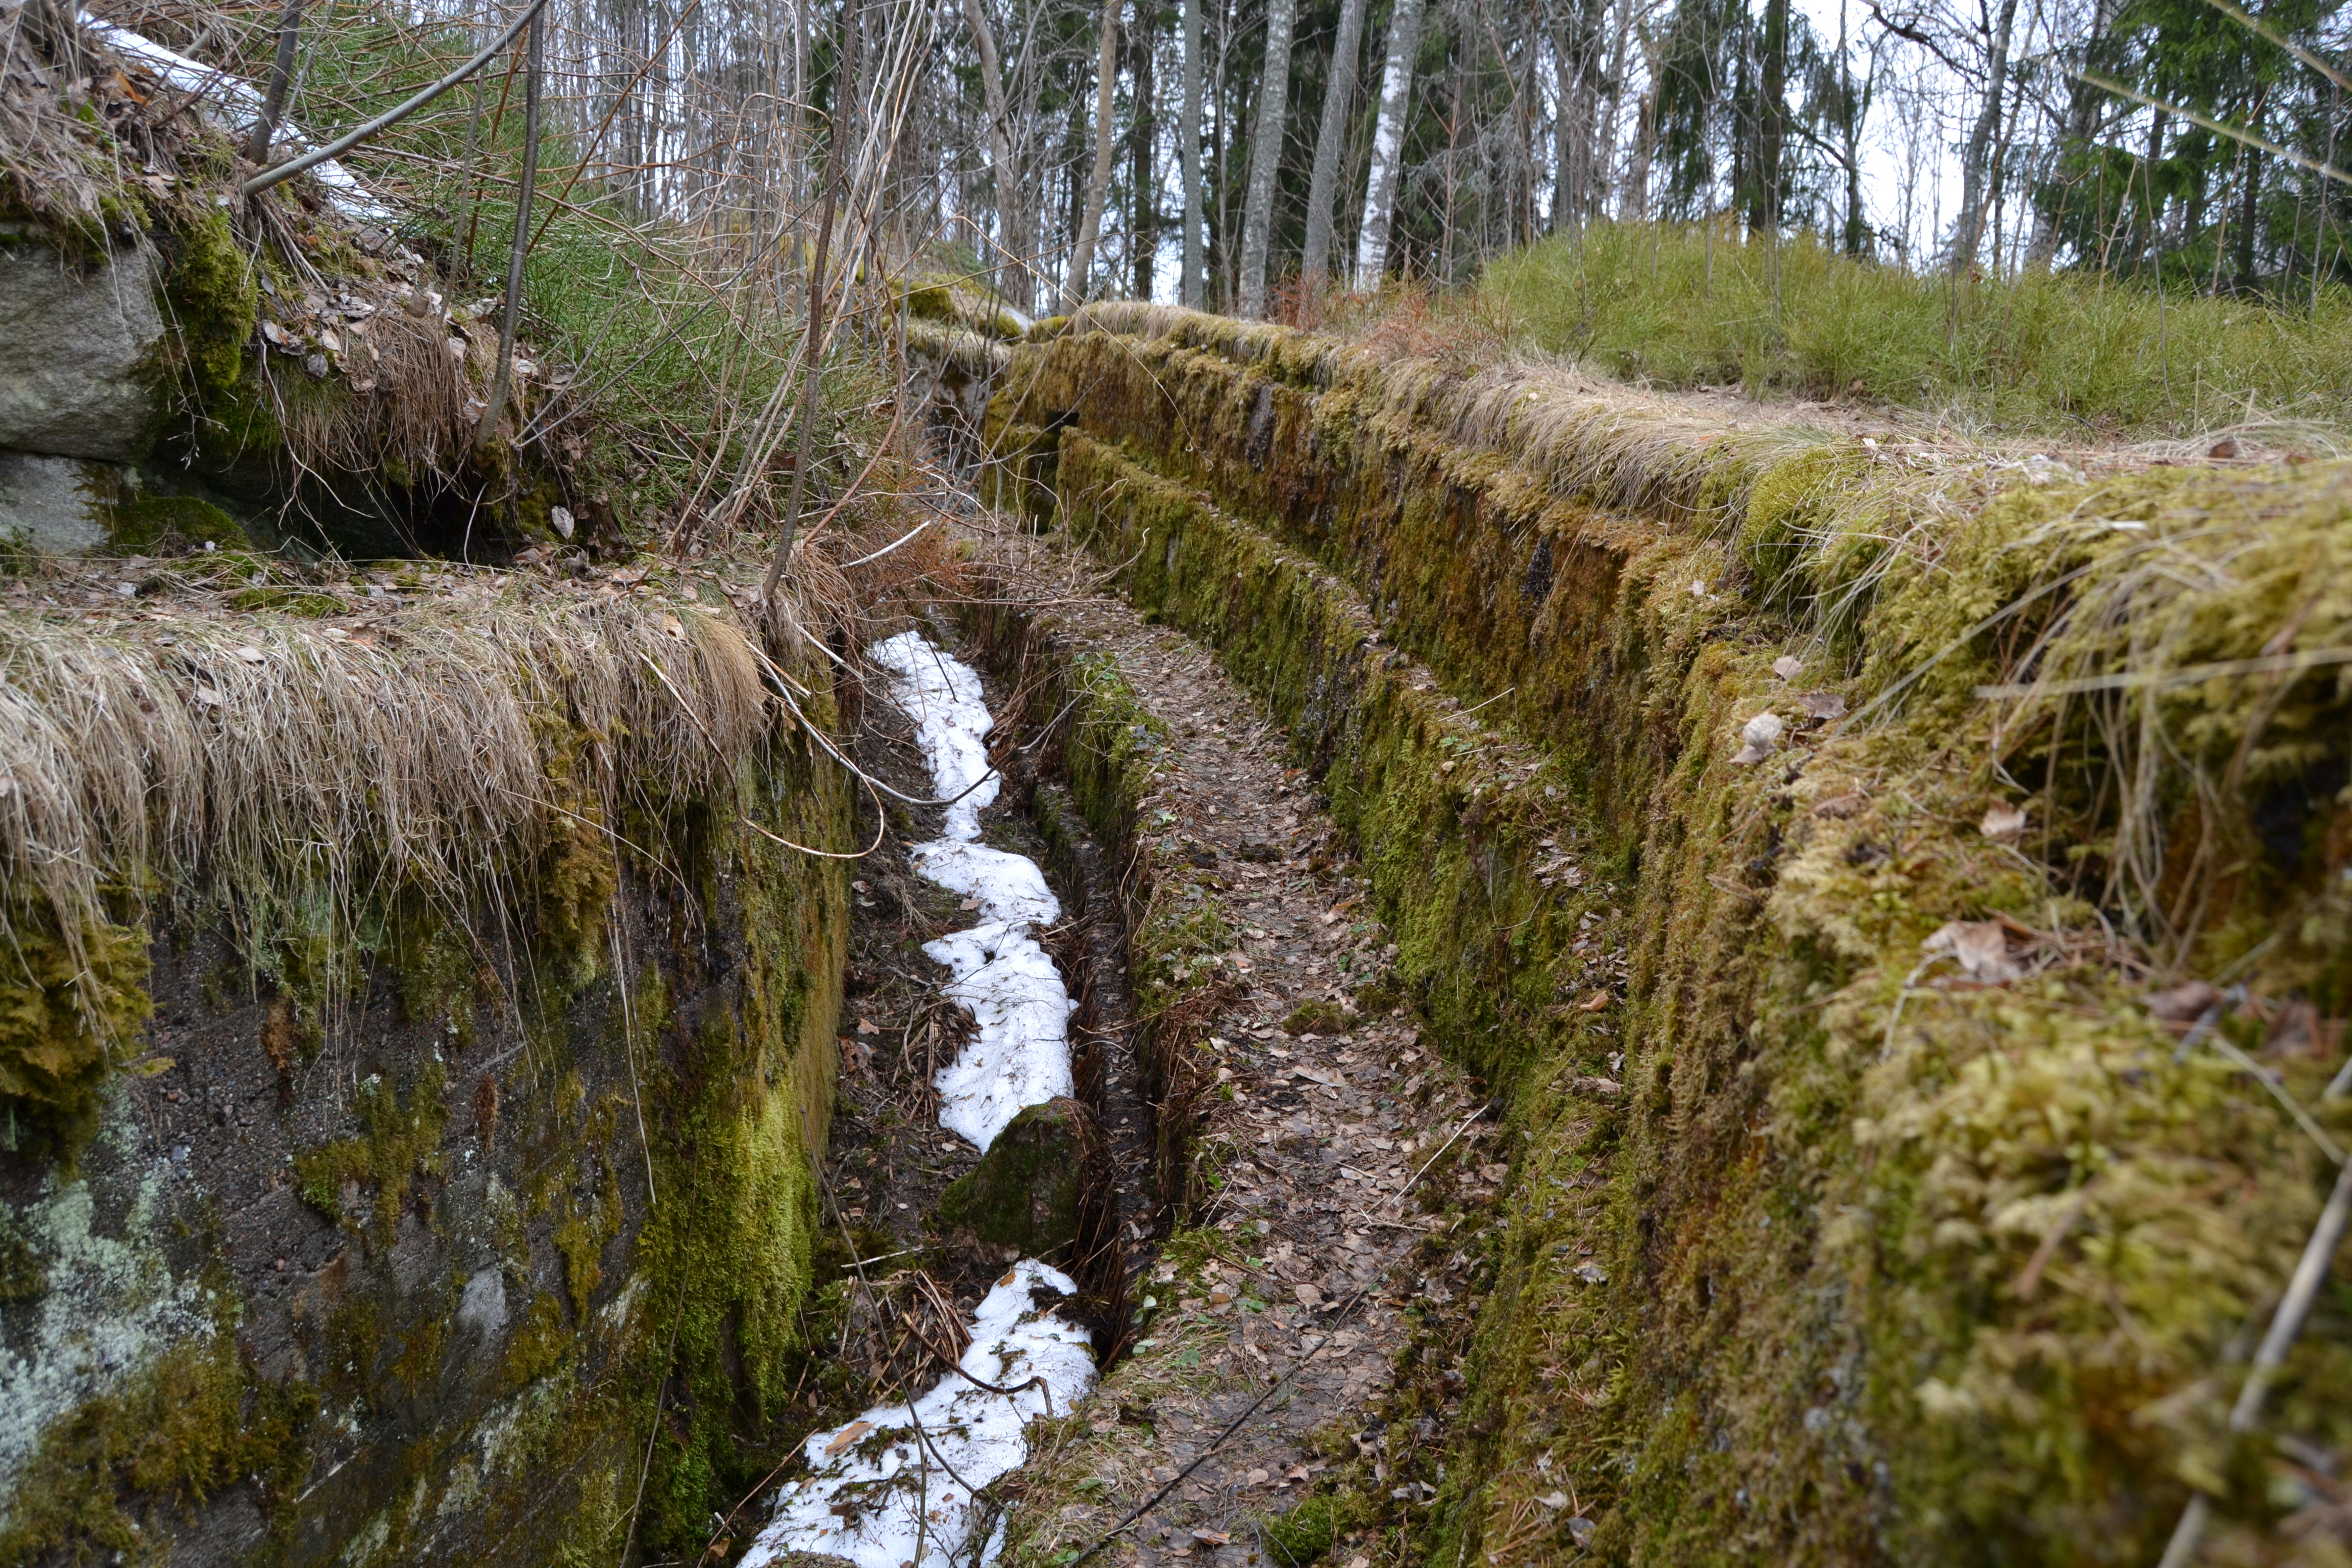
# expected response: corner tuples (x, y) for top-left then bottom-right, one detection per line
(78, 15), (394, 222)
(871, 629), (999, 843)
(925, 921), (1075, 1149)
(872, 632), (1073, 1152)
(739, 1261), (1097, 1568)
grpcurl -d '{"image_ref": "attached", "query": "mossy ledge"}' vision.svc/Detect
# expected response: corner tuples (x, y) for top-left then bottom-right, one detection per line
(970, 308), (2352, 1566)
(0, 630), (852, 1567)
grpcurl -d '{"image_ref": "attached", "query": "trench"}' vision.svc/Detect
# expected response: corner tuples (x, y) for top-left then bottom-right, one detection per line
(739, 626), (1161, 1567)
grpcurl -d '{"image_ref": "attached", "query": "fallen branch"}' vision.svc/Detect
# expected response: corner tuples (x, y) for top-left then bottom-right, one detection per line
(242, 0), (551, 197)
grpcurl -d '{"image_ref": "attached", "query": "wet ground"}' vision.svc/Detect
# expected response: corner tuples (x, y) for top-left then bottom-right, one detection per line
(762, 514), (1508, 1568)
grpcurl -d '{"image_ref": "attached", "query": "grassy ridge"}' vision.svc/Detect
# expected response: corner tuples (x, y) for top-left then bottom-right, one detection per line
(984, 309), (2352, 1567)
(1477, 223), (2352, 437)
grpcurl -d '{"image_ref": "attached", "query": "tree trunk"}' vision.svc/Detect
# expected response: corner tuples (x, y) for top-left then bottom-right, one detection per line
(1839, 0), (1868, 253)
(247, 0), (303, 164)
(1951, 0), (2020, 270)
(959, 0), (1022, 307)
(761, 0), (861, 594)
(1066, 0), (1122, 311)
(2236, 144), (2262, 292)
(2024, 0), (2115, 270)
(1237, 0), (1297, 316)
(1182, 0), (1206, 304)
(1300, 0), (1370, 286)
(1753, 0), (1786, 232)
(1132, 13), (1157, 298)
(1356, 0), (1428, 283)
(475, 4), (544, 452)
(1550, 0), (1580, 233)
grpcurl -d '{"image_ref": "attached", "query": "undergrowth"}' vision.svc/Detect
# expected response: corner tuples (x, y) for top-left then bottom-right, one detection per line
(1458, 223), (2352, 438)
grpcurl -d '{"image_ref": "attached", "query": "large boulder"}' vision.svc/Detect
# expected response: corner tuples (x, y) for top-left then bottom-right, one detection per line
(0, 451), (115, 552)
(0, 242), (164, 462)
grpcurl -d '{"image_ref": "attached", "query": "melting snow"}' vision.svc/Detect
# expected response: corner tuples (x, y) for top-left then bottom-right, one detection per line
(871, 631), (1073, 1152)
(871, 630), (1000, 843)
(739, 1261), (1097, 1568)
(79, 15), (394, 222)
(744, 635), (1092, 1565)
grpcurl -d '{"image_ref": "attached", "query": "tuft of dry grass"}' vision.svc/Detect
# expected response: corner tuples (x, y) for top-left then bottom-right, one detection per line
(0, 584), (773, 998)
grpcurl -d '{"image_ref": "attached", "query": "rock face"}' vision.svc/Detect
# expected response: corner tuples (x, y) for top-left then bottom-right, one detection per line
(0, 244), (164, 462)
(0, 451), (112, 552)
(0, 734), (853, 1567)
(935, 1097), (1091, 1260)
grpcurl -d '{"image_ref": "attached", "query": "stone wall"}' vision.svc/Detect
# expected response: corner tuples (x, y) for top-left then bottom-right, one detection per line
(0, 690), (850, 1567)
(973, 307), (2352, 1568)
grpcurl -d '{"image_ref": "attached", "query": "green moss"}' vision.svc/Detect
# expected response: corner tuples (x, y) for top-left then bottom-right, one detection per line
(553, 1199), (610, 1319)
(1262, 1489), (1370, 1568)
(536, 808), (618, 986)
(502, 1291), (570, 1389)
(292, 1061), (450, 1243)
(162, 206), (259, 413)
(935, 1098), (1086, 1259)
(0, 906), (153, 1162)
(622, 749), (850, 1560)
(992, 315), (2352, 1568)
(0, 1206), (50, 1301)
(1280, 999), (1346, 1037)
(0, 1328), (316, 1567)
(111, 493), (252, 555)
(899, 281), (953, 321)
(228, 584), (341, 616)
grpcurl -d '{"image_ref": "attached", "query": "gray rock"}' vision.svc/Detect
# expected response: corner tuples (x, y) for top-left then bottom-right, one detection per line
(0, 450), (116, 553)
(0, 243), (165, 461)
(456, 1267), (508, 1339)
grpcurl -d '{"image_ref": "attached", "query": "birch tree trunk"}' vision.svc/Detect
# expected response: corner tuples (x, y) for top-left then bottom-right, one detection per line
(1356, 0), (1427, 285)
(1065, 0), (1121, 311)
(2024, 0), (2113, 270)
(1182, 0), (1206, 305)
(959, 0), (1021, 306)
(1299, 0), (1369, 287)
(1951, 0), (2020, 270)
(1237, 0), (1297, 316)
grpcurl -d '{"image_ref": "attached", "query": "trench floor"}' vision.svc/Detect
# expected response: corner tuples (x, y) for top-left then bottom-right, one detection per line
(800, 518), (1508, 1568)
(972, 540), (1510, 1568)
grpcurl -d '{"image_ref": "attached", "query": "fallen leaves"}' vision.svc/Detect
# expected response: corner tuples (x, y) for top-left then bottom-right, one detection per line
(1980, 801), (2028, 841)
(1728, 712), (1783, 765)
(1922, 919), (2022, 984)
(1795, 689), (1847, 721)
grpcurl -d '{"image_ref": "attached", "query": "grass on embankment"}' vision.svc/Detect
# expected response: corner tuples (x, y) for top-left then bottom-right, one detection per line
(1467, 223), (2352, 439)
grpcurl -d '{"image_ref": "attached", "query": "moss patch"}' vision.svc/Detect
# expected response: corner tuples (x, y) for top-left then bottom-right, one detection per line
(161, 206), (259, 414)
(1262, 1488), (1371, 1568)
(228, 584), (341, 616)
(935, 1097), (1087, 1260)
(291, 1061), (450, 1243)
(988, 313), (2352, 1568)
(110, 493), (253, 556)
(0, 908), (154, 1162)
(0, 1327), (316, 1567)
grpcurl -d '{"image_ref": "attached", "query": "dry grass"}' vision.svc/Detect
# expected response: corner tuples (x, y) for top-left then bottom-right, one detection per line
(0, 577), (771, 992)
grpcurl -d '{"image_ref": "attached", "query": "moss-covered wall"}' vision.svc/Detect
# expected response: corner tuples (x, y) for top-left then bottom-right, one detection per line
(0, 681), (850, 1566)
(979, 312), (2352, 1566)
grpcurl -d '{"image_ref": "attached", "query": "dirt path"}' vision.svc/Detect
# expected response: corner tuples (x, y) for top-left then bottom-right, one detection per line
(973, 549), (1506, 1568)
